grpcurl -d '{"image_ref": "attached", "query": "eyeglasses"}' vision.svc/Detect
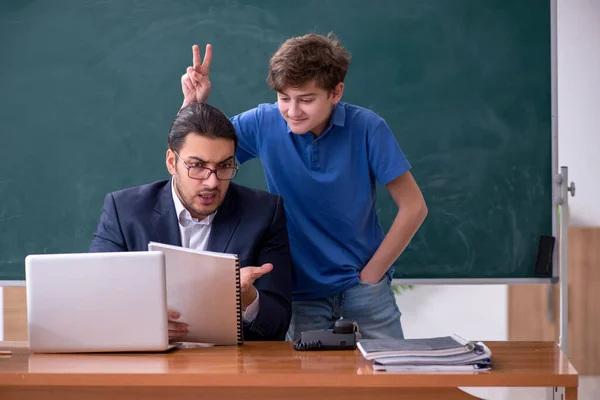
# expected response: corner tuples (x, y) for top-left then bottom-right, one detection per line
(173, 151), (238, 180)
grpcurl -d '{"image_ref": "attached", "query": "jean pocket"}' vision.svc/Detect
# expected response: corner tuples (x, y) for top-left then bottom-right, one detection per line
(358, 275), (386, 287)
(358, 280), (376, 287)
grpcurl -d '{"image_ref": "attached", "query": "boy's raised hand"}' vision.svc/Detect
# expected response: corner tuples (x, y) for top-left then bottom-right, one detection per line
(181, 44), (212, 107)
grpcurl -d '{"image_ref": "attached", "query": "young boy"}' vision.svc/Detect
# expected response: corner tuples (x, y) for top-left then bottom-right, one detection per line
(181, 33), (428, 340)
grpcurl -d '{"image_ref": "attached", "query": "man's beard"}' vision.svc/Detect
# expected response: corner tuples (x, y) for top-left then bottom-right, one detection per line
(174, 178), (220, 219)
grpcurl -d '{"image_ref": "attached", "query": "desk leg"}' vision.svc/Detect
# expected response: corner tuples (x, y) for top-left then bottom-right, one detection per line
(564, 386), (578, 400)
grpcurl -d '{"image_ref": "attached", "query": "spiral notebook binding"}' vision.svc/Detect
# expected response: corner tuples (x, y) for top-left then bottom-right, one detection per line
(234, 255), (243, 345)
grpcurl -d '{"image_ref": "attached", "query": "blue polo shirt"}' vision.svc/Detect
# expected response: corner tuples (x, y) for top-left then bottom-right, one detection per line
(232, 102), (411, 300)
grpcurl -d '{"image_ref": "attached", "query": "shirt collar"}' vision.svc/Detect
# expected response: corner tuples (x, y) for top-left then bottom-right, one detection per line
(330, 102), (346, 127)
(286, 101), (346, 134)
(171, 179), (216, 228)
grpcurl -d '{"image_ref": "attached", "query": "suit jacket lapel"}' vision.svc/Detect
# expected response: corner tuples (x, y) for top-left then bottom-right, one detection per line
(206, 183), (240, 253)
(150, 179), (182, 247)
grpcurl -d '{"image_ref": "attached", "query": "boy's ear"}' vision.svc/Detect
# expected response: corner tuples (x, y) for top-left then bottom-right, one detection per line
(331, 82), (344, 104)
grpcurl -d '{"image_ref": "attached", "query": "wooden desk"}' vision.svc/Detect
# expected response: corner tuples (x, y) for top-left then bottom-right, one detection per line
(0, 341), (578, 400)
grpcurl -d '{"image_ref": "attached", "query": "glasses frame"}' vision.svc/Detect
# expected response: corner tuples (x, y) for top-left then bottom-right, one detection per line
(173, 150), (239, 181)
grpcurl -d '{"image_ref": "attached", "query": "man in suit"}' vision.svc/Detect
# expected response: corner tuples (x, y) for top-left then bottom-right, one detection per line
(89, 103), (292, 341)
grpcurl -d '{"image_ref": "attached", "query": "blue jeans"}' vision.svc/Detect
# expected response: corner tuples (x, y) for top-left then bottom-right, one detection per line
(287, 275), (404, 341)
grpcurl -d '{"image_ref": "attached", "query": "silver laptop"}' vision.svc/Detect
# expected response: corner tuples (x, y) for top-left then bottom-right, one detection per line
(25, 251), (175, 353)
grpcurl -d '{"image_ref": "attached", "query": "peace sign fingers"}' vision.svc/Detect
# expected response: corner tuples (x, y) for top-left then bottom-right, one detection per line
(192, 44), (212, 76)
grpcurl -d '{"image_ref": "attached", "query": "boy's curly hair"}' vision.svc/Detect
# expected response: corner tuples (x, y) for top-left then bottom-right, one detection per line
(267, 32), (351, 93)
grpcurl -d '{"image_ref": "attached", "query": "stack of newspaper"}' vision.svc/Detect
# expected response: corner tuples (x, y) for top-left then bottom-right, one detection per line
(357, 335), (492, 372)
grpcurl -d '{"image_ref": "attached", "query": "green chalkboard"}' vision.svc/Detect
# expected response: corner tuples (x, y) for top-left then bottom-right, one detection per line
(0, 0), (552, 281)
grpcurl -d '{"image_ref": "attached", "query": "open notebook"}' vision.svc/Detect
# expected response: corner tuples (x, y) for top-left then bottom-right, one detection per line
(148, 242), (242, 345)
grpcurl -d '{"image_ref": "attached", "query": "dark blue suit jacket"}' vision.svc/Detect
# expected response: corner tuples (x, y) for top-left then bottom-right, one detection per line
(89, 179), (292, 341)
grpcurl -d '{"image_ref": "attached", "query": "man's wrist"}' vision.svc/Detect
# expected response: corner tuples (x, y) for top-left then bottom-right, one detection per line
(242, 289), (260, 323)
(242, 286), (258, 311)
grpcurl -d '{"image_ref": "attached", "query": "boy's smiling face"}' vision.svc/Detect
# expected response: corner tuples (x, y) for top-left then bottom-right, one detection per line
(276, 80), (344, 137)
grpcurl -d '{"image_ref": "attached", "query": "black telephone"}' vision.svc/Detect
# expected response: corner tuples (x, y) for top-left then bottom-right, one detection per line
(293, 319), (359, 351)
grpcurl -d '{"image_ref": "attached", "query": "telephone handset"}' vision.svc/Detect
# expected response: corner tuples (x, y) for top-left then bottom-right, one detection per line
(293, 319), (359, 351)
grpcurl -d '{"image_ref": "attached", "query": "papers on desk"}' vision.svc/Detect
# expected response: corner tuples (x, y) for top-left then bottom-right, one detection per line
(357, 335), (492, 372)
(174, 342), (215, 349)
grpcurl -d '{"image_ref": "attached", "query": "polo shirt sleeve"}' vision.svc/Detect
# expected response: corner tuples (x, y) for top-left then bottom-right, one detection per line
(368, 119), (412, 185)
(231, 107), (261, 164)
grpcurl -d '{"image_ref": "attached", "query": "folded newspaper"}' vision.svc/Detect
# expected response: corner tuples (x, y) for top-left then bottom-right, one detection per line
(357, 335), (492, 372)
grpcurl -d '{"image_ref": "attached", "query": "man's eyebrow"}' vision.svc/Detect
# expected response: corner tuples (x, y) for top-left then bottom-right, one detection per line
(187, 156), (206, 163)
(187, 155), (235, 164)
(217, 156), (236, 164)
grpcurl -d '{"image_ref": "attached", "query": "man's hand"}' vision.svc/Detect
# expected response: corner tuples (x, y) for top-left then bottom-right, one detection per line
(240, 263), (273, 310)
(168, 310), (188, 340)
(181, 44), (212, 107)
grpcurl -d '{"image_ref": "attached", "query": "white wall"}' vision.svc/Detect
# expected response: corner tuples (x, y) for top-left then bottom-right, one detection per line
(396, 285), (507, 340)
(398, 0), (600, 341)
(557, 0), (600, 226)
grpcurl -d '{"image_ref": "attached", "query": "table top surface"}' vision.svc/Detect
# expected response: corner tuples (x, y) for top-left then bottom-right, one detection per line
(0, 341), (578, 388)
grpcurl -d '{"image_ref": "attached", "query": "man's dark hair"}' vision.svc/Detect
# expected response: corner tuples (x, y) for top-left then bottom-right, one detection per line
(168, 103), (238, 152)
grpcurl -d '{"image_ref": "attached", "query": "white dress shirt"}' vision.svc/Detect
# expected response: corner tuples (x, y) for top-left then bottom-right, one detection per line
(171, 180), (259, 322)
